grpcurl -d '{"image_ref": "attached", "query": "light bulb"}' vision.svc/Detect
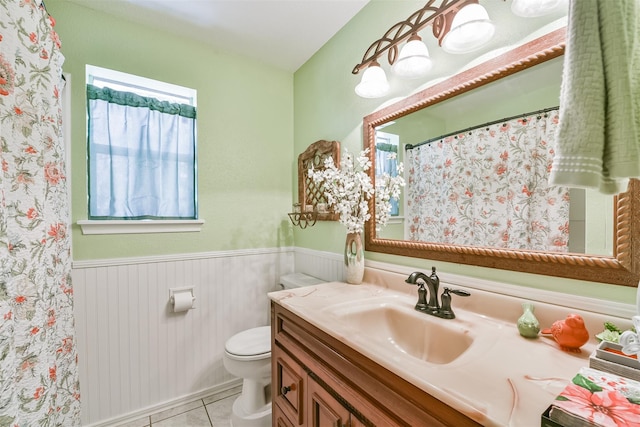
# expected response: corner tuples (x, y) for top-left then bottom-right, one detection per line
(355, 62), (390, 98)
(511, 0), (561, 17)
(392, 34), (432, 79)
(442, 3), (495, 54)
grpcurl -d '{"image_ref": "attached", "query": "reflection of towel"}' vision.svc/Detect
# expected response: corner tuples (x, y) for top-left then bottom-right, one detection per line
(550, 0), (640, 194)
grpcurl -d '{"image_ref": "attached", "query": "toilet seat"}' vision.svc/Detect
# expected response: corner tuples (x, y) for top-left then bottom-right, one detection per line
(225, 326), (271, 361)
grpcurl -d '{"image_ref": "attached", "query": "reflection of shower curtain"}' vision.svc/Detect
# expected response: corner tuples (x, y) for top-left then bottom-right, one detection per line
(0, 1), (80, 425)
(405, 108), (570, 252)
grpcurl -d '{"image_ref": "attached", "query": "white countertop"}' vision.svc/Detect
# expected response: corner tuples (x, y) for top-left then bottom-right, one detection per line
(269, 269), (630, 426)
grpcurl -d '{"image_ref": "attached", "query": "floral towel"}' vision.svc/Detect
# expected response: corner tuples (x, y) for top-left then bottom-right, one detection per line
(550, 367), (640, 427)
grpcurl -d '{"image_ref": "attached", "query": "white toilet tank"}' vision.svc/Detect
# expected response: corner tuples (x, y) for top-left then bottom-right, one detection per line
(279, 273), (324, 290)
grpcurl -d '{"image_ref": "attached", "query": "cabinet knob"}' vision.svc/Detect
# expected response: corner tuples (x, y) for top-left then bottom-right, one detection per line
(281, 385), (292, 395)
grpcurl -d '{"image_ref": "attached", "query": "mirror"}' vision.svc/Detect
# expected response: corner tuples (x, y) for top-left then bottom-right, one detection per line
(376, 57), (613, 257)
(363, 28), (640, 286)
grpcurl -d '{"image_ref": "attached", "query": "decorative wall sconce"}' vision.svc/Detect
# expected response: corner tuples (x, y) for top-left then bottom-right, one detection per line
(353, 0), (562, 98)
(288, 140), (340, 229)
(288, 210), (318, 229)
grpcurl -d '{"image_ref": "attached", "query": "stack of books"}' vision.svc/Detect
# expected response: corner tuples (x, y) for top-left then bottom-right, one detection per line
(541, 366), (640, 427)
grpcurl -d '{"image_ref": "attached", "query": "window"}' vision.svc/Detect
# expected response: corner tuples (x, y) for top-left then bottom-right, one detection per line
(375, 131), (400, 216)
(85, 65), (198, 225)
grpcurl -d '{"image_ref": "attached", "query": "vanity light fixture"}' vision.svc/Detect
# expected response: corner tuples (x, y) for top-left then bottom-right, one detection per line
(441, 2), (495, 54)
(355, 60), (391, 98)
(392, 34), (433, 79)
(511, 0), (562, 18)
(353, 0), (495, 98)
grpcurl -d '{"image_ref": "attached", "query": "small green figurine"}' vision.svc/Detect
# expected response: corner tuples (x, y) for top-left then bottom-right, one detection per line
(517, 302), (540, 338)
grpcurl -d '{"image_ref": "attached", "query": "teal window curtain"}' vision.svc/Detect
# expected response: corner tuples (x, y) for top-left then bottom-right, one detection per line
(376, 143), (399, 216)
(87, 84), (197, 219)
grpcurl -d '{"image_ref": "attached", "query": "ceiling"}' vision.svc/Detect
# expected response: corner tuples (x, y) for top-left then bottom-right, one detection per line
(70, 0), (370, 73)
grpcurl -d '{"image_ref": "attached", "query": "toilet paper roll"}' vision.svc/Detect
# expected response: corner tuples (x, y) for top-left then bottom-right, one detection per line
(172, 291), (193, 312)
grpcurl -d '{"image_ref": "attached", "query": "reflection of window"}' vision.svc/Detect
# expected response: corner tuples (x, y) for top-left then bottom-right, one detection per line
(86, 65), (197, 219)
(376, 131), (400, 216)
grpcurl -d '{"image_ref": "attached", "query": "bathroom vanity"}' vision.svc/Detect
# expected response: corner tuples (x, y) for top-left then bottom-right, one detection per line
(269, 268), (632, 426)
(272, 301), (479, 426)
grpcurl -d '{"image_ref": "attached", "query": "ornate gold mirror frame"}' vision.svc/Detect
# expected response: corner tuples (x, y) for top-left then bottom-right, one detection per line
(363, 28), (640, 287)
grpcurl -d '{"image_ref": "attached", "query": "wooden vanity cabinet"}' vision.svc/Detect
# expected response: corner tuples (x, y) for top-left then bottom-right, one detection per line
(271, 302), (481, 427)
(274, 331), (360, 427)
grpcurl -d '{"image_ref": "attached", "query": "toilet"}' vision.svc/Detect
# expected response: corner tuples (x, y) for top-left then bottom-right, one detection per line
(223, 272), (325, 426)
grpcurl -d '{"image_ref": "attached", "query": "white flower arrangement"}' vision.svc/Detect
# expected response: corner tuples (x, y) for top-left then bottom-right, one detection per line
(308, 147), (405, 234)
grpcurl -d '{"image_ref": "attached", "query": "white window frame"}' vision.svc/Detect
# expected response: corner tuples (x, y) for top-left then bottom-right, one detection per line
(79, 65), (204, 235)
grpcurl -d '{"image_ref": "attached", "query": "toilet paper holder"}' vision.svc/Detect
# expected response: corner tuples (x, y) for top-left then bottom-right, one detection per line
(169, 286), (196, 312)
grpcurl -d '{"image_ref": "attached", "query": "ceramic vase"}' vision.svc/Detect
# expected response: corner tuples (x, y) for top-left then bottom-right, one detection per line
(517, 302), (540, 338)
(344, 232), (364, 284)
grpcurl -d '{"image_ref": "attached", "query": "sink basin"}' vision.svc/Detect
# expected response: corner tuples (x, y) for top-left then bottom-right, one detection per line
(328, 301), (474, 365)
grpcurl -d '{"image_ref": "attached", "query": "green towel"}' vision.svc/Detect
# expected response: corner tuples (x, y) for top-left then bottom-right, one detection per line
(550, 0), (640, 194)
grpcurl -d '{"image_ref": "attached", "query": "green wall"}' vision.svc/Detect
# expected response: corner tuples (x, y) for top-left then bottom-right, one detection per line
(293, 1), (636, 304)
(47, 0), (295, 260)
(48, 0), (636, 303)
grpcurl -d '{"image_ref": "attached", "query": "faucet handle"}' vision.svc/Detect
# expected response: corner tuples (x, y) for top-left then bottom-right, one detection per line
(439, 288), (470, 319)
(446, 289), (470, 297)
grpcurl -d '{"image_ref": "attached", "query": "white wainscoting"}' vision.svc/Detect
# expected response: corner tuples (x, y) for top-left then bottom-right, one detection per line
(294, 246), (345, 283)
(71, 247), (344, 427)
(71, 245), (636, 426)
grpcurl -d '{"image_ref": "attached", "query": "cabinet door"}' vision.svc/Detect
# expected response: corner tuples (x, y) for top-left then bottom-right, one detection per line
(307, 376), (351, 427)
(274, 347), (306, 425)
(274, 402), (296, 427)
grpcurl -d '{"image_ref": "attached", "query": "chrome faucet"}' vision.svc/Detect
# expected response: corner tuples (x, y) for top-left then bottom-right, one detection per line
(405, 267), (470, 319)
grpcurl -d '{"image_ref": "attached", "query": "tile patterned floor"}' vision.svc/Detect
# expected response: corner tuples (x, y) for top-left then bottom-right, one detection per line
(115, 386), (242, 427)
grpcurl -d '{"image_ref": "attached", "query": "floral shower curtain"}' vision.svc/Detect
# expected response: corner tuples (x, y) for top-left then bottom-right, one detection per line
(405, 108), (570, 252)
(0, 0), (80, 425)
